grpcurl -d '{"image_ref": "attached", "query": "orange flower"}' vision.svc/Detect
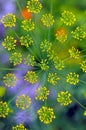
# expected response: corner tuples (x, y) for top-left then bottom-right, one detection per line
(21, 8), (32, 19)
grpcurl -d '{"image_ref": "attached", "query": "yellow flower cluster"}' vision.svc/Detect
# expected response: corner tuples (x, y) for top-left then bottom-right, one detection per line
(24, 71), (38, 84)
(55, 28), (67, 43)
(3, 73), (17, 87)
(80, 60), (86, 73)
(35, 86), (49, 101)
(20, 34), (33, 47)
(47, 72), (60, 85)
(83, 111), (86, 116)
(66, 72), (79, 85)
(21, 19), (35, 31)
(53, 56), (65, 70)
(48, 50), (56, 60)
(27, 0), (42, 14)
(39, 59), (49, 71)
(71, 27), (86, 40)
(0, 101), (9, 118)
(37, 106), (56, 124)
(61, 10), (76, 26)
(68, 46), (80, 59)
(16, 94), (31, 110)
(12, 124), (27, 130)
(40, 39), (52, 52)
(41, 13), (54, 27)
(2, 36), (16, 51)
(57, 91), (72, 106)
(24, 54), (36, 66)
(1, 13), (16, 27)
(9, 52), (22, 66)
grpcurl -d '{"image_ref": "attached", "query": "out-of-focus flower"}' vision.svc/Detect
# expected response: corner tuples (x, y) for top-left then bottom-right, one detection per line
(37, 106), (56, 124)
(21, 8), (33, 20)
(24, 54), (36, 66)
(41, 13), (54, 27)
(61, 10), (76, 26)
(27, 0), (42, 14)
(57, 91), (72, 106)
(0, 86), (6, 97)
(0, 101), (9, 118)
(55, 28), (67, 43)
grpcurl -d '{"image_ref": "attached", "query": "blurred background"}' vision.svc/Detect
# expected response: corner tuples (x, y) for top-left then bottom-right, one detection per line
(0, 0), (86, 130)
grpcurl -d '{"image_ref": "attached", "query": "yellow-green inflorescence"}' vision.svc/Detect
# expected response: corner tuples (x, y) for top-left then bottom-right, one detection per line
(53, 56), (65, 70)
(9, 52), (22, 66)
(2, 36), (16, 51)
(66, 72), (79, 85)
(24, 71), (38, 84)
(3, 73), (17, 87)
(21, 19), (35, 31)
(35, 86), (50, 101)
(27, 0), (42, 14)
(83, 111), (86, 116)
(41, 13), (54, 27)
(12, 124), (27, 130)
(55, 28), (67, 43)
(20, 34), (33, 48)
(57, 91), (72, 106)
(61, 10), (76, 26)
(47, 72), (60, 85)
(0, 101), (9, 118)
(68, 46), (80, 59)
(24, 54), (36, 66)
(71, 26), (86, 40)
(39, 59), (49, 71)
(37, 106), (56, 124)
(80, 60), (86, 73)
(40, 39), (52, 52)
(0, 13), (16, 27)
(16, 94), (31, 110)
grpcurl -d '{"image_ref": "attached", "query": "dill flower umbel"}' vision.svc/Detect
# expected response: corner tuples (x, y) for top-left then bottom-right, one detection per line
(35, 86), (50, 101)
(27, 0), (42, 14)
(0, 13), (16, 27)
(61, 10), (76, 26)
(53, 56), (65, 70)
(37, 106), (56, 124)
(39, 59), (49, 71)
(12, 124), (27, 130)
(47, 73), (60, 85)
(71, 26), (86, 40)
(66, 72), (79, 85)
(55, 28), (67, 43)
(3, 73), (17, 87)
(80, 60), (86, 73)
(20, 34), (33, 47)
(57, 91), (72, 106)
(40, 39), (52, 52)
(9, 52), (22, 66)
(2, 36), (16, 51)
(24, 71), (38, 84)
(24, 54), (36, 66)
(16, 94), (31, 110)
(21, 19), (35, 31)
(0, 101), (9, 118)
(41, 13), (54, 27)
(68, 46), (80, 59)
